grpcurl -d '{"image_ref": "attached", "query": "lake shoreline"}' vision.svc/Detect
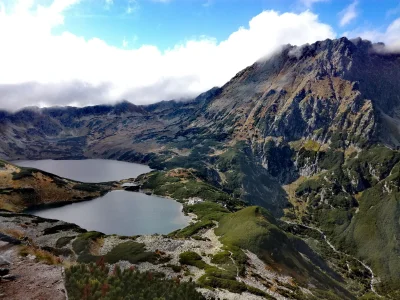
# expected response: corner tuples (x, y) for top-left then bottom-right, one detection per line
(7, 158), (191, 236)
(28, 190), (191, 236)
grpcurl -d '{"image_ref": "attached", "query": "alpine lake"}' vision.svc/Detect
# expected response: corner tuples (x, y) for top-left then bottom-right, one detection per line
(14, 159), (190, 236)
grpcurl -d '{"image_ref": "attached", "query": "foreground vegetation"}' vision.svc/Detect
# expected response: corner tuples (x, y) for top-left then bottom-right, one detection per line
(136, 168), (242, 209)
(65, 262), (205, 300)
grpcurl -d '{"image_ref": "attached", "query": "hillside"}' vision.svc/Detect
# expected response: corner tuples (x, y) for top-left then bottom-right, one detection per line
(1, 37), (400, 298)
(0, 202), (362, 300)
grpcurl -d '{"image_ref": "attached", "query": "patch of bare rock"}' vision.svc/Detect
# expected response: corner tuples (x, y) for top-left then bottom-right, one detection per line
(0, 241), (66, 300)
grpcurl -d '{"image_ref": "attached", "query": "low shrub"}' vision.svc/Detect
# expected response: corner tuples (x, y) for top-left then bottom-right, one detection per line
(12, 168), (37, 180)
(72, 231), (104, 254)
(72, 183), (100, 193)
(165, 264), (182, 273)
(211, 251), (231, 264)
(104, 241), (157, 264)
(65, 262), (205, 300)
(179, 251), (207, 269)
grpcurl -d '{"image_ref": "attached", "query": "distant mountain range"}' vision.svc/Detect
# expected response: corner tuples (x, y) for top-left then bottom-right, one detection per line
(1, 37), (400, 298)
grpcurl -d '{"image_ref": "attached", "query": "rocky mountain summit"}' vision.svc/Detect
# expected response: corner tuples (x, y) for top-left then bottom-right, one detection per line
(1, 37), (400, 299)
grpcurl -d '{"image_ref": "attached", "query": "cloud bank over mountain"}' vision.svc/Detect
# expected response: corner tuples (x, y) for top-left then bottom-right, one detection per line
(0, 0), (335, 110)
(0, 0), (398, 111)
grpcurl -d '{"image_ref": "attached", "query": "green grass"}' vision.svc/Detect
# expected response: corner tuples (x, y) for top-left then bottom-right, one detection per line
(173, 220), (214, 238)
(215, 206), (302, 273)
(171, 202), (230, 238)
(215, 206), (354, 298)
(303, 140), (321, 151)
(139, 170), (235, 206)
(56, 236), (76, 248)
(184, 201), (230, 221)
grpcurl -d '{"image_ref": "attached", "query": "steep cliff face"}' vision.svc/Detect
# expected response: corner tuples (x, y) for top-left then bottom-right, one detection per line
(196, 37), (400, 149)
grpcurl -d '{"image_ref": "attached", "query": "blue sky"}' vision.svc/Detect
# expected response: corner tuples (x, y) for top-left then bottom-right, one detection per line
(54, 0), (400, 50)
(0, 0), (399, 110)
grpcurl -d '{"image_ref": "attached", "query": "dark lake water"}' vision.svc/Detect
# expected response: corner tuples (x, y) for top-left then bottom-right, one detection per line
(16, 159), (190, 235)
(12, 159), (152, 182)
(27, 191), (190, 235)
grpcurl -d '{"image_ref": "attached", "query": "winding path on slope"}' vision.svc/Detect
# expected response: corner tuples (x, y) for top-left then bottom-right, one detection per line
(283, 220), (381, 297)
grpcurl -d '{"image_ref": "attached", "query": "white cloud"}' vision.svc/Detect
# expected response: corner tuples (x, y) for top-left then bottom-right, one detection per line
(126, 0), (139, 14)
(105, 0), (113, 9)
(339, 0), (358, 27)
(344, 17), (400, 51)
(122, 37), (128, 48)
(203, 0), (213, 7)
(299, 0), (328, 8)
(386, 3), (400, 17)
(0, 1), (336, 110)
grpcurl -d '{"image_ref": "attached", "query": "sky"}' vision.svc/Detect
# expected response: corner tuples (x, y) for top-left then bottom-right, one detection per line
(0, 0), (399, 111)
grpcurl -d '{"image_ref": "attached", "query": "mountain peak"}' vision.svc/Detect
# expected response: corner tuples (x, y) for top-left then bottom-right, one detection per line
(197, 37), (400, 148)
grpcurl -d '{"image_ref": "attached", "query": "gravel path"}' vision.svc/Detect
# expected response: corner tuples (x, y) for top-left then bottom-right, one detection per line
(0, 241), (66, 300)
(197, 288), (266, 300)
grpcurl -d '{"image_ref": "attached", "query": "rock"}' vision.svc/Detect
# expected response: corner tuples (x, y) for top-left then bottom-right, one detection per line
(0, 268), (9, 276)
(124, 185), (140, 192)
(0, 256), (11, 267)
(0, 233), (21, 245)
(1, 274), (17, 281)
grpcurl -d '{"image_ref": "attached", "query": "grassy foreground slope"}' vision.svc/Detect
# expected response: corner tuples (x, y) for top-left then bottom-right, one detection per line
(215, 206), (354, 299)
